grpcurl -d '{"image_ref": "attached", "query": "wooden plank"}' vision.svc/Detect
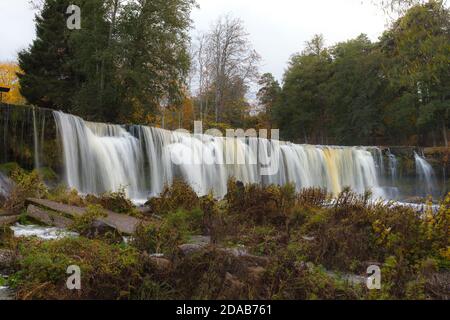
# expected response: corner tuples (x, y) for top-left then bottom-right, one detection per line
(26, 205), (73, 228)
(27, 198), (142, 234)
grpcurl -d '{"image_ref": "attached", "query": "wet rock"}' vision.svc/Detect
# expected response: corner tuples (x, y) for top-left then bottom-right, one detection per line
(0, 249), (16, 274)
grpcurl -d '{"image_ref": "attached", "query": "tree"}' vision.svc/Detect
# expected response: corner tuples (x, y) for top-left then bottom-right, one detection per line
(0, 63), (27, 105)
(18, 0), (78, 111)
(380, 0), (450, 146)
(256, 73), (281, 129)
(197, 15), (261, 122)
(19, 0), (196, 123)
(115, 0), (195, 123)
(274, 34), (333, 143)
(327, 35), (388, 145)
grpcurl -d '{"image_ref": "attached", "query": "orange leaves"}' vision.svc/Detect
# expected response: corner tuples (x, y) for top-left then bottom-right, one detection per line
(0, 62), (27, 105)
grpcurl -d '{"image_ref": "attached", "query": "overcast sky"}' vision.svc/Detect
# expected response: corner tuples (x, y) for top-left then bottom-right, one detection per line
(0, 0), (388, 81)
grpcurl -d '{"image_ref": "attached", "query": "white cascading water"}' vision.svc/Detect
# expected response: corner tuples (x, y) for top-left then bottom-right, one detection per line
(0, 172), (12, 198)
(414, 152), (437, 196)
(54, 111), (389, 201)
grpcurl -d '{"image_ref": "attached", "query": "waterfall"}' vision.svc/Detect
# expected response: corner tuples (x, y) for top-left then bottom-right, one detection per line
(53, 111), (386, 200)
(0, 172), (12, 198)
(414, 152), (437, 197)
(32, 107), (40, 169)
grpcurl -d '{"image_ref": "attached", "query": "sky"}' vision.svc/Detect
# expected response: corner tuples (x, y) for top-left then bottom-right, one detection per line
(0, 0), (388, 82)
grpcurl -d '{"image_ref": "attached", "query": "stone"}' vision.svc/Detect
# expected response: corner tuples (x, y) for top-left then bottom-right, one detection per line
(0, 249), (16, 274)
(27, 198), (142, 234)
(82, 220), (122, 242)
(178, 235), (212, 256)
(142, 253), (173, 273)
(178, 243), (208, 256)
(26, 205), (72, 228)
(0, 215), (19, 226)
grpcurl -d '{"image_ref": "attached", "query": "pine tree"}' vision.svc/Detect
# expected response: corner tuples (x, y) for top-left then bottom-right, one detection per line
(18, 0), (77, 111)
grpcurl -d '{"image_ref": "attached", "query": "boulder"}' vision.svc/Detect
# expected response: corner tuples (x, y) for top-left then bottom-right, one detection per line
(26, 205), (72, 228)
(0, 249), (16, 274)
(178, 243), (208, 256)
(0, 215), (19, 226)
(178, 235), (211, 256)
(142, 252), (173, 273)
(82, 220), (123, 243)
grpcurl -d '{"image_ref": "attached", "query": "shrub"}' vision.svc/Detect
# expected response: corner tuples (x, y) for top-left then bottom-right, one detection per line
(14, 237), (142, 300)
(86, 186), (142, 217)
(47, 185), (85, 207)
(3, 169), (48, 214)
(70, 204), (107, 234)
(146, 180), (199, 215)
(132, 208), (204, 256)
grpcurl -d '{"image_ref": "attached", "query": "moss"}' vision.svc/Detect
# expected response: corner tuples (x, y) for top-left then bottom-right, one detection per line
(0, 162), (20, 176)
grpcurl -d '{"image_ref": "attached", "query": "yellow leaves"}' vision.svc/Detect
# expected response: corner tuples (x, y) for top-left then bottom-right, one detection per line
(0, 62), (27, 105)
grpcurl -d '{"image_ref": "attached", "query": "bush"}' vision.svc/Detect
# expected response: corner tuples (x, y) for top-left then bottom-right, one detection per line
(132, 208), (204, 256)
(145, 180), (199, 215)
(3, 169), (48, 214)
(86, 186), (142, 217)
(47, 185), (85, 207)
(70, 204), (107, 234)
(14, 237), (142, 300)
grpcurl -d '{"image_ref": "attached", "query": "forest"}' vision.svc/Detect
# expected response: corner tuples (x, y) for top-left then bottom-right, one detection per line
(0, 0), (448, 147)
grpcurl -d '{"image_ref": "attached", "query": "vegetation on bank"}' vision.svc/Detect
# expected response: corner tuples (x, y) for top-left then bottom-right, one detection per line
(0, 169), (448, 300)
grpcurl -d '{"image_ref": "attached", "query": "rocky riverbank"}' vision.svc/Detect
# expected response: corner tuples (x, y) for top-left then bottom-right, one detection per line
(0, 170), (448, 300)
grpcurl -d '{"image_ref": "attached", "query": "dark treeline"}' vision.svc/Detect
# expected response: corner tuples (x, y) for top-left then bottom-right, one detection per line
(270, 1), (449, 146)
(15, 0), (450, 146)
